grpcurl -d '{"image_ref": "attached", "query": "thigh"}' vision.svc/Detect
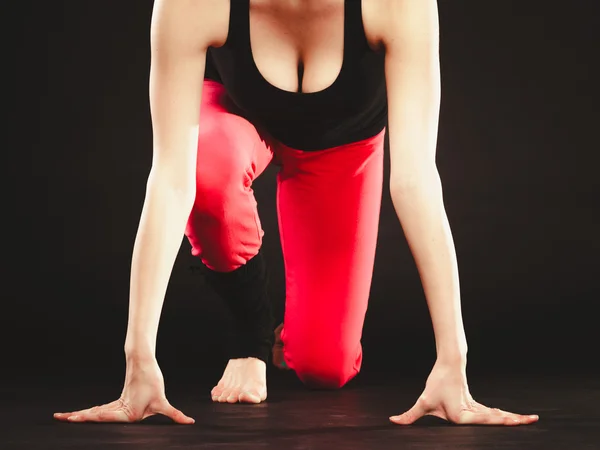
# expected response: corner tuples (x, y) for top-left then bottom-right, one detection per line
(185, 80), (274, 271)
(196, 80), (273, 183)
(276, 129), (386, 370)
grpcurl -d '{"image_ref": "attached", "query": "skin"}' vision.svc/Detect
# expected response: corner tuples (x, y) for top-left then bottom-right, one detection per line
(54, 0), (539, 426)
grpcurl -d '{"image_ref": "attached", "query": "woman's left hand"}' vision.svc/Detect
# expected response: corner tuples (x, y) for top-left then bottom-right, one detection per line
(390, 361), (539, 426)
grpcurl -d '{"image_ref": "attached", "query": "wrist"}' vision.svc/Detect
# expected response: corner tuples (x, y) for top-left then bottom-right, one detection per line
(124, 336), (156, 363)
(125, 349), (156, 363)
(436, 344), (468, 368)
(436, 354), (467, 373)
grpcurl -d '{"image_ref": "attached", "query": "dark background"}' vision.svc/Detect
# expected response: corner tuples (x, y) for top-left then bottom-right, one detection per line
(4, 0), (598, 389)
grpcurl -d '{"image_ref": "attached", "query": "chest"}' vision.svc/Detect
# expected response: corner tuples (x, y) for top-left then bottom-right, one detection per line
(214, 0), (384, 95)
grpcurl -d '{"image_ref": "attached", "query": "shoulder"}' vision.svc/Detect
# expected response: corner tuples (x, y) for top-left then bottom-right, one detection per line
(150, 0), (230, 52)
(362, 0), (439, 51)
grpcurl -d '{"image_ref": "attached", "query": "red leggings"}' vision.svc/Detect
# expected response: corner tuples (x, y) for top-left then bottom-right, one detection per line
(185, 80), (385, 389)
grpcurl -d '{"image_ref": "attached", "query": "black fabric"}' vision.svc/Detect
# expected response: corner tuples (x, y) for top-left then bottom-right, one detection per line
(205, 0), (388, 151)
(204, 51), (222, 83)
(201, 251), (275, 364)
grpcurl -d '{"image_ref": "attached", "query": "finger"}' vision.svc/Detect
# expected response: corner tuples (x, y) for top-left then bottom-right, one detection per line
(477, 404), (539, 425)
(456, 409), (511, 425)
(54, 407), (95, 421)
(390, 400), (427, 425)
(155, 402), (195, 425)
(54, 400), (122, 421)
(65, 401), (133, 423)
(458, 408), (529, 426)
(66, 408), (133, 423)
(490, 407), (539, 424)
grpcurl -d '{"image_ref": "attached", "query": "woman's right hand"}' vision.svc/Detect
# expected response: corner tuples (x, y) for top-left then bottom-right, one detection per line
(53, 358), (195, 424)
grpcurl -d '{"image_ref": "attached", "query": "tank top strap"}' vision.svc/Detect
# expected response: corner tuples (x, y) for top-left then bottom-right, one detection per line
(344, 0), (371, 56)
(223, 0), (251, 49)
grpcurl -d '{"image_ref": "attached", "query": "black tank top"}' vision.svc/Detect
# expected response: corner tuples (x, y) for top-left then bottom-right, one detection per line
(205, 0), (387, 151)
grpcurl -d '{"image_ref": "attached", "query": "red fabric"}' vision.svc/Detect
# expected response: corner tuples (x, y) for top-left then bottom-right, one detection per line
(186, 80), (385, 388)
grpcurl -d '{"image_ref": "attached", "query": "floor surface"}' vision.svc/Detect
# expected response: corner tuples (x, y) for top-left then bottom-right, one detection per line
(2, 372), (598, 449)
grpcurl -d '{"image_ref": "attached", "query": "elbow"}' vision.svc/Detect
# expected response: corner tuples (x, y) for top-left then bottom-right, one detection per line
(389, 177), (419, 198)
(389, 166), (445, 215)
(389, 166), (442, 200)
(147, 166), (197, 206)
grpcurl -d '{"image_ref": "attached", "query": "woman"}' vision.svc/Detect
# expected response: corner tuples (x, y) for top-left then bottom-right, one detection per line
(54, 0), (539, 426)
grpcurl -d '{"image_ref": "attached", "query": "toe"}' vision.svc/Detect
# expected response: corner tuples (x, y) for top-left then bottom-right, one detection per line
(218, 388), (232, 403)
(227, 391), (241, 404)
(211, 385), (224, 398)
(239, 391), (262, 404)
(227, 389), (241, 403)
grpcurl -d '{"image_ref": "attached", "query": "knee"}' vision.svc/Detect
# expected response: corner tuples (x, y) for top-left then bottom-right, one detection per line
(290, 348), (360, 390)
(186, 115), (261, 271)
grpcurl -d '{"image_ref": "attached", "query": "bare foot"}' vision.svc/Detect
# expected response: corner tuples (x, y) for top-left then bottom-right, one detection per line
(272, 323), (291, 370)
(211, 358), (267, 404)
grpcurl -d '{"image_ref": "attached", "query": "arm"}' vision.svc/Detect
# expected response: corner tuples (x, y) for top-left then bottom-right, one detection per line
(382, 0), (538, 426)
(124, 0), (212, 360)
(54, 0), (218, 424)
(382, 0), (467, 366)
